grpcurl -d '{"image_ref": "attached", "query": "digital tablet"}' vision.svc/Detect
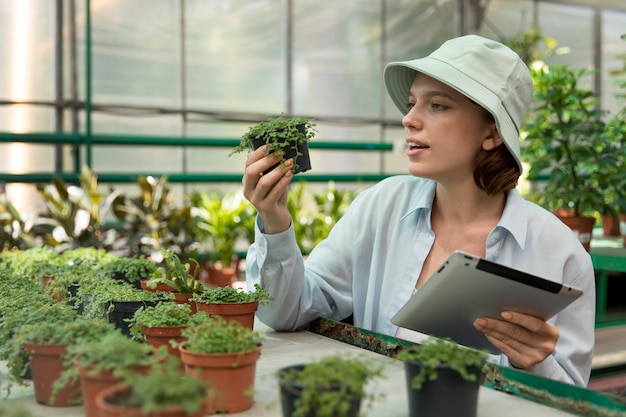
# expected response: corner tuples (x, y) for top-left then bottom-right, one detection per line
(391, 250), (583, 354)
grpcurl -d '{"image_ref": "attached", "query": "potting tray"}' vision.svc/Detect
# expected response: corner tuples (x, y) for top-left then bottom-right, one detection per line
(3, 317), (625, 417)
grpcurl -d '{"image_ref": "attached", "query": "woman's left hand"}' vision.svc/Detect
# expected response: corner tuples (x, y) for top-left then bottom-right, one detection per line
(473, 311), (560, 369)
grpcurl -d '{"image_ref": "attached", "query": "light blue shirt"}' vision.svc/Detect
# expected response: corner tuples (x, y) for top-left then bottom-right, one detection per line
(246, 175), (595, 386)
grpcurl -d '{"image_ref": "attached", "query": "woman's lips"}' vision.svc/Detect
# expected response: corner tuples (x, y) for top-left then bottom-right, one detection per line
(406, 140), (429, 157)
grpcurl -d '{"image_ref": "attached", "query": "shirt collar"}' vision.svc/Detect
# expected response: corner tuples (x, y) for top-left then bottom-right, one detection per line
(497, 188), (528, 249)
(400, 179), (436, 221)
(400, 179), (528, 249)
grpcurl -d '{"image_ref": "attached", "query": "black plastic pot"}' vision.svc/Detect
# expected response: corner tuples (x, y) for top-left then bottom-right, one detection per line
(278, 364), (362, 417)
(105, 300), (157, 337)
(404, 362), (482, 417)
(251, 124), (311, 175)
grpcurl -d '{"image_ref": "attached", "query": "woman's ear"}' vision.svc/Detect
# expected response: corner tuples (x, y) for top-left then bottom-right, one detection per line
(482, 123), (504, 151)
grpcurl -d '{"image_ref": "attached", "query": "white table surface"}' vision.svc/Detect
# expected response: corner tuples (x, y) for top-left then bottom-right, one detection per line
(2, 320), (579, 417)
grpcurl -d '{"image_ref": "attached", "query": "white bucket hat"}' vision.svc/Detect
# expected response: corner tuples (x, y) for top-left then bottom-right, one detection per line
(383, 35), (533, 173)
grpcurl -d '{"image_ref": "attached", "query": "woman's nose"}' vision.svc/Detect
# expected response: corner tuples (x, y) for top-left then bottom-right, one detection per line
(402, 106), (422, 130)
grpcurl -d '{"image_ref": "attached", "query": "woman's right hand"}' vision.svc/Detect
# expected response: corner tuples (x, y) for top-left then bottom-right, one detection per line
(242, 145), (294, 234)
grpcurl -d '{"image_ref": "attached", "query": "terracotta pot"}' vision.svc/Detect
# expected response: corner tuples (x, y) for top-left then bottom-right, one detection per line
(555, 215), (596, 252)
(194, 301), (258, 330)
(173, 292), (198, 313)
(78, 365), (122, 417)
(601, 213), (621, 237)
(404, 362), (482, 417)
(179, 345), (261, 414)
(140, 280), (173, 293)
(23, 342), (82, 406)
(206, 266), (237, 288)
(95, 384), (205, 417)
(620, 213), (626, 247)
(141, 325), (187, 361)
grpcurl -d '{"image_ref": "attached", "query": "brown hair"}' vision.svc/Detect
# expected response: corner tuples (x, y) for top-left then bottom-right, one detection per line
(474, 145), (520, 195)
(471, 105), (520, 195)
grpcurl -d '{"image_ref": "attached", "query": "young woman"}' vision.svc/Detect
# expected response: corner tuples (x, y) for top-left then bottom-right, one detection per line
(241, 35), (595, 387)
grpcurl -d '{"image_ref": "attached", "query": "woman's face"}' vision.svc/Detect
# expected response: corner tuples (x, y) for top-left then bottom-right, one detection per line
(402, 73), (499, 184)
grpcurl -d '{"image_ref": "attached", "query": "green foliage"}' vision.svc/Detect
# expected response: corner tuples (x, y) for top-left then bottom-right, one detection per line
(189, 190), (249, 267)
(78, 279), (169, 319)
(100, 254), (158, 285)
(54, 329), (166, 397)
(396, 337), (488, 389)
(522, 64), (608, 217)
(231, 114), (317, 173)
(0, 195), (40, 250)
(128, 302), (208, 339)
(279, 353), (385, 417)
(111, 175), (195, 259)
(501, 26), (558, 67)
(145, 249), (203, 294)
(35, 166), (123, 251)
(181, 315), (263, 354)
(286, 182), (358, 255)
(112, 356), (210, 415)
(191, 283), (273, 306)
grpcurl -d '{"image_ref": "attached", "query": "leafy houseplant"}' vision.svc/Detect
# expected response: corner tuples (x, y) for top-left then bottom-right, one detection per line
(145, 250), (203, 294)
(178, 316), (263, 414)
(191, 283), (273, 329)
(277, 353), (384, 417)
(95, 356), (209, 417)
(396, 337), (488, 417)
(522, 64), (608, 251)
(230, 114), (317, 175)
(189, 190), (249, 287)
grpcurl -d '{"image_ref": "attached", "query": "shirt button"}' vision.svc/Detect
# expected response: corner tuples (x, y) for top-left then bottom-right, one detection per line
(492, 231), (501, 240)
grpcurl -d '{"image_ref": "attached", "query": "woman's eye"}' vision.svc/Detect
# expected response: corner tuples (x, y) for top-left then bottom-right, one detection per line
(431, 102), (447, 111)
(406, 102), (415, 109)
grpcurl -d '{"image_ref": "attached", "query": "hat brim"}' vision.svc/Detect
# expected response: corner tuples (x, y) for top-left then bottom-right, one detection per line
(384, 58), (522, 172)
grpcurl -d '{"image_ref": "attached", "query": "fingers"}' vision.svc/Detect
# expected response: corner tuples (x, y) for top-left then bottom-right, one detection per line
(241, 146), (294, 234)
(474, 311), (559, 369)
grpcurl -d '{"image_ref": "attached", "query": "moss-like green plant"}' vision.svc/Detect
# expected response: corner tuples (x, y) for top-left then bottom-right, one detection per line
(109, 356), (210, 415)
(279, 353), (385, 417)
(396, 337), (488, 389)
(100, 254), (158, 285)
(230, 114), (317, 174)
(128, 302), (208, 339)
(181, 316), (263, 354)
(191, 283), (273, 306)
(53, 329), (168, 400)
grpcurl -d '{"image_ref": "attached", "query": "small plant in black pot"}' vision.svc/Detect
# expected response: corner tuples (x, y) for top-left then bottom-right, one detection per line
(231, 114), (317, 175)
(277, 353), (384, 417)
(396, 336), (488, 417)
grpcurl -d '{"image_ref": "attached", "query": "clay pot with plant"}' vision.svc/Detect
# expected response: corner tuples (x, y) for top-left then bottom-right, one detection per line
(178, 315), (263, 414)
(95, 356), (209, 417)
(191, 283), (273, 329)
(278, 353), (384, 417)
(55, 330), (166, 417)
(8, 318), (114, 407)
(129, 302), (208, 362)
(230, 114), (317, 175)
(396, 336), (488, 417)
